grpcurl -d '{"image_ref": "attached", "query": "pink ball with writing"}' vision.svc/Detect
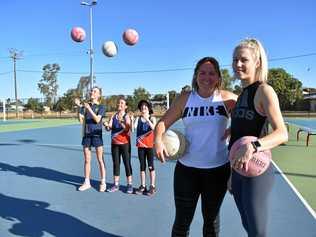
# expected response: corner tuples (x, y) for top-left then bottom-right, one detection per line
(229, 136), (271, 177)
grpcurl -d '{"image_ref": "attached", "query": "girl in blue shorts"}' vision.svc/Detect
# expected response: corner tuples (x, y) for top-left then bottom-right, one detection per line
(75, 86), (107, 192)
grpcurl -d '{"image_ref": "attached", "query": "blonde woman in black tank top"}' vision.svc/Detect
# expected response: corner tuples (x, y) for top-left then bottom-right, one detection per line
(229, 38), (288, 237)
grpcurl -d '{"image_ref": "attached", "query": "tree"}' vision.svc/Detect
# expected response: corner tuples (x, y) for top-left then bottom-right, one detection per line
(24, 98), (42, 112)
(105, 95), (124, 112)
(268, 68), (303, 110)
(126, 95), (135, 111)
(221, 69), (235, 91)
(38, 63), (60, 108)
(181, 85), (192, 93)
(233, 85), (242, 95)
(152, 94), (167, 102)
(53, 88), (81, 112)
(131, 87), (151, 111)
(77, 76), (93, 100)
(168, 90), (178, 106)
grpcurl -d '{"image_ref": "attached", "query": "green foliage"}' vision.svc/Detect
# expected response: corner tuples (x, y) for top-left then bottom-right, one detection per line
(105, 95), (124, 112)
(152, 94), (167, 101)
(233, 85), (242, 95)
(168, 90), (178, 105)
(268, 68), (303, 110)
(53, 88), (81, 112)
(104, 87), (151, 112)
(38, 63), (60, 108)
(221, 69), (235, 91)
(77, 76), (95, 100)
(131, 87), (151, 111)
(181, 85), (191, 93)
(24, 98), (43, 112)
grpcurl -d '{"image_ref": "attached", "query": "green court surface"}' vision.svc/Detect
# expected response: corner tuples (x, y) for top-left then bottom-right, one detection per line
(0, 119), (78, 133)
(272, 124), (316, 211)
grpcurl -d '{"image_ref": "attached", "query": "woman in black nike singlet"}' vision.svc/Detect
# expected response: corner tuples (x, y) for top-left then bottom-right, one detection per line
(229, 38), (288, 237)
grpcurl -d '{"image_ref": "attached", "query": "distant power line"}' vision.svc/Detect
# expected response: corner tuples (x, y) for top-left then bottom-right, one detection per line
(18, 70), (84, 75)
(0, 52), (316, 76)
(0, 71), (12, 75)
(268, 52), (316, 62)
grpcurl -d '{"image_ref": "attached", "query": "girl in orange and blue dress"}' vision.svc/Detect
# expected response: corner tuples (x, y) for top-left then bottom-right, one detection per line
(134, 100), (157, 196)
(104, 97), (133, 194)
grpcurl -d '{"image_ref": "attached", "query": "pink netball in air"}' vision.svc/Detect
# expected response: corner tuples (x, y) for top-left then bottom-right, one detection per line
(122, 28), (139, 46)
(71, 27), (86, 43)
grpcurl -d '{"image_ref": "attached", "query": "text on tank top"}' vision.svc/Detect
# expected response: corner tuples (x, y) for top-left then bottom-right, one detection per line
(179, 91), (229, 169)
(228, 81), (268, 150)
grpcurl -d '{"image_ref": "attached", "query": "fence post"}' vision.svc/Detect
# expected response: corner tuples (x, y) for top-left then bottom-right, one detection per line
(2, 99), (6, 121)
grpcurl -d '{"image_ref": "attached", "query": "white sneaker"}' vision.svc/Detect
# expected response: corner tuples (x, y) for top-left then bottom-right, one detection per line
(78, 183), (91, 191)
(99, 183), (107, 192)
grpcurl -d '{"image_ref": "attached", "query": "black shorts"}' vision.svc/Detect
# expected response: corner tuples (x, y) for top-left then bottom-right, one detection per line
(82, 136), (103, 148)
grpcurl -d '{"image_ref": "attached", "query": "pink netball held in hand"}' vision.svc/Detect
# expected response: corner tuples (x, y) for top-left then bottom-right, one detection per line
(122, 28), (139, 46)
(71, 27), (86, 43)
(229, 136), (272, 177)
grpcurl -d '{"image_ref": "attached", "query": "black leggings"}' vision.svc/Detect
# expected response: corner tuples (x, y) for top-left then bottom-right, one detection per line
(172, 162), (230, 237)
(111, 143), (132, 177)
(137, 147), (155, 172)
(231, 164), (274, 237)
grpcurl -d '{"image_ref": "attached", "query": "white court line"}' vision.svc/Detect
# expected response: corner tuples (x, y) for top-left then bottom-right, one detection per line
(272, 160), (316, 220)
(34, 143), (316, 220)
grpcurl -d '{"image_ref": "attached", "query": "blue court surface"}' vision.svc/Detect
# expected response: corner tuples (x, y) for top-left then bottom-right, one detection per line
(0, 124), (315, 237)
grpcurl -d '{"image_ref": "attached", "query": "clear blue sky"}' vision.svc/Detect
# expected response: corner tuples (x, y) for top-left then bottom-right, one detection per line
(0, 0), (315, 100)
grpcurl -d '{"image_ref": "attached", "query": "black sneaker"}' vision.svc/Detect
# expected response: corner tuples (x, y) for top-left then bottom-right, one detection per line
(107, 184), (119, 193)
(147, 185), (156, 196)
(127, 184), (134, 194)
(135, 185), (147, 195)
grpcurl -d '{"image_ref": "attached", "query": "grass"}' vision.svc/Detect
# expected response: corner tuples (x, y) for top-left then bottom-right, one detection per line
(0, 119), (78, 132)
(273, 124), (316, 212)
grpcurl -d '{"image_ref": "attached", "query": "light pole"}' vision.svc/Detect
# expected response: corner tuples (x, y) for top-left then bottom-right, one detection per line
(9, 49), (23, 118)
(81, 0), (97, 90)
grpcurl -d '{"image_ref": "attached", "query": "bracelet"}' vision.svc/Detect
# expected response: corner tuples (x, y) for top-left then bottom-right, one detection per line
(250, 141), (258, 153)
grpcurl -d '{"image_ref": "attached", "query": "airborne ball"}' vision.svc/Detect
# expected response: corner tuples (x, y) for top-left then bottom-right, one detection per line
(122, 28), (139, 46)
(102, 41), (118, 57)
(71, 27), (86, 43)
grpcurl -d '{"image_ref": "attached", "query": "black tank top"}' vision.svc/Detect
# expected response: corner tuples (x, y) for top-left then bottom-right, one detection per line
(228, 81), (268, 150)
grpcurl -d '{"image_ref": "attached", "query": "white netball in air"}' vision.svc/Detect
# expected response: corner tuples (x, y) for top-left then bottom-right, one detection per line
(102, 41), (118, 57)
(161, 129), (188, 160)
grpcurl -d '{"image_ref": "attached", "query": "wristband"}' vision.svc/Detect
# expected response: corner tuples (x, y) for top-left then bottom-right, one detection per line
(251, 141), (261, 153)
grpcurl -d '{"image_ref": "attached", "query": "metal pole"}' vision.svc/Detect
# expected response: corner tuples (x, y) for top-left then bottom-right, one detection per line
(13, 57), (18, 118)
(2, 100), (6, 121)
(89, 6), (94, 90)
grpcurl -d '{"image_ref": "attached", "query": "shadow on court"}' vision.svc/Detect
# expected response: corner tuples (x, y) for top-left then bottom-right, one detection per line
(16, 139), (37, 143)
(0, 193), (122, 237)
(0, 143), (20, 146)
(0, 162), (104, 191)
(35, 143), (140, 159)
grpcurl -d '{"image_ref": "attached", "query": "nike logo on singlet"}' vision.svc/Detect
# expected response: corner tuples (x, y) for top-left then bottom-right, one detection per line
(232, 89), (255, 120)
(182, 105), (228, 118)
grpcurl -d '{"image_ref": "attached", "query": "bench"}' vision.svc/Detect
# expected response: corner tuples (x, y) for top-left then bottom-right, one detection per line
(296, 128), (316, 146)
